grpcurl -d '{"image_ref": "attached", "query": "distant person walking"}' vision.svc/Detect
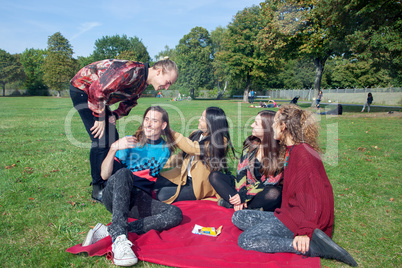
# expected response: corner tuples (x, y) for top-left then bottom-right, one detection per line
(69, 58), (178, 202)
(361, 92), (373, 113)
(249, 90), (255, 104)
(316, 90), (323, 109)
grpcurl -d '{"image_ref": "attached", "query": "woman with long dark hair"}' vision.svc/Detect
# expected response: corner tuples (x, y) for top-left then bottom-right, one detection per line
(209, 110), (283, 212)
(154, 107), (235, 204)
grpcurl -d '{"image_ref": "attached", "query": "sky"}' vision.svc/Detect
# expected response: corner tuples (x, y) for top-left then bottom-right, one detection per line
(0, 0), (262, 61)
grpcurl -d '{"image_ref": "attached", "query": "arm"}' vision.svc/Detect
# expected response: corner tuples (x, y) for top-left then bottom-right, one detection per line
(101, 136), (137, 180)
(171, 131), (202, 156)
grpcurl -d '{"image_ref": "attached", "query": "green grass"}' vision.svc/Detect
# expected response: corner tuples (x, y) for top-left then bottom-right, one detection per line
(0, 97), (400, 267)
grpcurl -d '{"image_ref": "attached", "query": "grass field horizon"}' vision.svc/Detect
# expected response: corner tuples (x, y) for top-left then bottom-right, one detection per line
(0, 96), (400, 267)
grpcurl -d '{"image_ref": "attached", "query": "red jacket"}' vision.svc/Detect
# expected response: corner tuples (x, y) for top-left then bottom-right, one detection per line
(71, 59), (149, 119)
(274, 143), (334, 238)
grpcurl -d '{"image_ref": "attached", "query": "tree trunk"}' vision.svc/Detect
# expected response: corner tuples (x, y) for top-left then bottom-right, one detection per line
(2, 84), (5, 96)
(243, 74), (251, 103)
(311, 57), (327, 106)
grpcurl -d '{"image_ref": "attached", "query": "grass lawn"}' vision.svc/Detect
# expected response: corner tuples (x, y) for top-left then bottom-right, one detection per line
(0, 96), (400, 267)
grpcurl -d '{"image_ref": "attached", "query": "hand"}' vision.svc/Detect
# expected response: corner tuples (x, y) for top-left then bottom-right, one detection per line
(229, 194), (241, 205)
(233, 202), (247, 211)
(293, 235), (310, 254)
(109, 115), (116, 125)
(111, 136), (138, 151)
(91, 120), (105, 139)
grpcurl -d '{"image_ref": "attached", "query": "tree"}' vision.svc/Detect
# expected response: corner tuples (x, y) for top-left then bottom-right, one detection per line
(0, 49), (25, 96)
(175, 27), (214, 98)
(20, 48), (47, 93)
(154, 45), (177, 64)
(211, 26), (230, 99)
(93, 35), (150, 63)
(344, 0), (402, 86)
(259, 0), (353, 104)
(216, 5), (275, 102)
(43, 32), (77, 97)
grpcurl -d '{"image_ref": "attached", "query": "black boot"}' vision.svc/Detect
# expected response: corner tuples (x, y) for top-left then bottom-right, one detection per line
(91, 182), (105, 203)
(217, 198), (233, 208)
(308, 229), (358, 267)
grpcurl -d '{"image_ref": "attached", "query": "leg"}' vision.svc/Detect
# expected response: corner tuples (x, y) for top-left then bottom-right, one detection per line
(233, 210), (294, 253)
(155, 175), (196, 202)
(102, 168), (135, 241)
(209, 171), (237, 202)
(238, 218), (295, 253)
(232, 210), (278, 231)
(247, 185), (282, 211)
(70, 85), (119, 186)
(127, 189), (182, 234)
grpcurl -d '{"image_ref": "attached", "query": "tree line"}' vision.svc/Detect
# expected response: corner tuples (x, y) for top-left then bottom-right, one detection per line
(1, 0), (400, 99)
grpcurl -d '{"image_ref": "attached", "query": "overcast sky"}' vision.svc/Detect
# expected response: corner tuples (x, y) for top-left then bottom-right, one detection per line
(0, 0), (262, 60)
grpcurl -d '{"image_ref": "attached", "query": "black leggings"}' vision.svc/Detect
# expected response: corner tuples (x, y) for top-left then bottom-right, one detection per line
(154, 174), (196, 202)
(209, 171), (282, 211)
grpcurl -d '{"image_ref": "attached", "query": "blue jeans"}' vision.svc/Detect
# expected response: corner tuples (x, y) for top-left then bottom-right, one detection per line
(69, 85), (119, 186)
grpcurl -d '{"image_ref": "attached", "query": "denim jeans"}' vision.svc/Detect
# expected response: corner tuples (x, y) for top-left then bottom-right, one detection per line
(69, 85), (119, 186)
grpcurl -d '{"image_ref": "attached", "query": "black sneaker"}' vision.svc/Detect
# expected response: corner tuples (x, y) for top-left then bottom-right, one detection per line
(217, 198), (233, 208)
(91, 183), (105, 203)
(309, 229), (358, 267)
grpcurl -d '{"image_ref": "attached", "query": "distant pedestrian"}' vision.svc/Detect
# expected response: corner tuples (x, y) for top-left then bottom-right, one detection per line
(316, 90), (323, 109)
(249, 90), (255, 104)
(361, 92), (373, 113)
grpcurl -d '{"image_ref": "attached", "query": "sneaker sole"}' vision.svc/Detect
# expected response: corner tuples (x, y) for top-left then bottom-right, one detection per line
(82, 229), (94, 247)
(113, 257), (138, 266)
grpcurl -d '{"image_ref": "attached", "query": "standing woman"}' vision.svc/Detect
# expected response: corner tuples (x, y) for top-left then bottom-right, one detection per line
(209, 110), (283, 212)
(361, 92), (373, 112)
(232, 104), (357, 267)
(316, 90), (323, 109)
(155, 107), (235, 204)
(70, 57), (178, 202)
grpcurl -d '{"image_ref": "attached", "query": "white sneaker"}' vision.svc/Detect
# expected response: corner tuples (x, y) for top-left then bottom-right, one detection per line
(112, 235), (138, 266)
(82, 223), (109, 246)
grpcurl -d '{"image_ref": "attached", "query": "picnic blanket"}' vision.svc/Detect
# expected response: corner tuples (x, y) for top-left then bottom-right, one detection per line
(66, 200), (320, 267)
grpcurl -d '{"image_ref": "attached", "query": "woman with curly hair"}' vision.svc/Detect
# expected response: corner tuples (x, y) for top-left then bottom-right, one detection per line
(208, 110), (283, 212)
(154, 107), (235, 204)
(232, 104), (358, 267)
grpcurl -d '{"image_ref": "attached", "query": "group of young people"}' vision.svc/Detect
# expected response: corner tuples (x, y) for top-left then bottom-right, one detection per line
(69, 58), (357, 267)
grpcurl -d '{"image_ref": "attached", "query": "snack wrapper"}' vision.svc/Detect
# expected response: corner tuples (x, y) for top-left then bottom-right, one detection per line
(192, 224), (222, 237)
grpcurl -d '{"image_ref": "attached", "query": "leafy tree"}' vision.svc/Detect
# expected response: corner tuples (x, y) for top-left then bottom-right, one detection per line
(20, 48), (47, 93)
(344, 0), (402, 86)
(154, 45), (177, 64)
(326, 56), (392, 88)
(77, 54), (96, 69)
(175, 27), (214, 98)
(43, 32), (77, 97)
(93, 35), (150, 63)
(216, 5), (275, 102)
(259, 0), (353, 103)
(0, 49), (25, 96)
(211, 26), (230, 98)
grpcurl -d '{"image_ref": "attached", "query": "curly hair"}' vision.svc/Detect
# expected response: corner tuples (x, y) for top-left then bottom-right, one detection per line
(276, 104), (320, 153)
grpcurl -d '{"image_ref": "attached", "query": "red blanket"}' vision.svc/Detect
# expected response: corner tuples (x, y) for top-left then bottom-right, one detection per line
(66, 200), (320, 267)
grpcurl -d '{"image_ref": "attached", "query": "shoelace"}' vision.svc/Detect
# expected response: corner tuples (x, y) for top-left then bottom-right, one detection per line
(115, 239), (133, 255)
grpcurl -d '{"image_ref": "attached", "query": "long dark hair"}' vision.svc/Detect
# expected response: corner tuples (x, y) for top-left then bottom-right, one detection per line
(185, 107), (235, 172)
(134, 106), (177, 154)
(243, 110), (281, 177)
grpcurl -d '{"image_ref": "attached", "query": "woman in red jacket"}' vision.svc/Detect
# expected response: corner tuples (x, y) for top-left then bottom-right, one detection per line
(232, 104), (358, 267)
